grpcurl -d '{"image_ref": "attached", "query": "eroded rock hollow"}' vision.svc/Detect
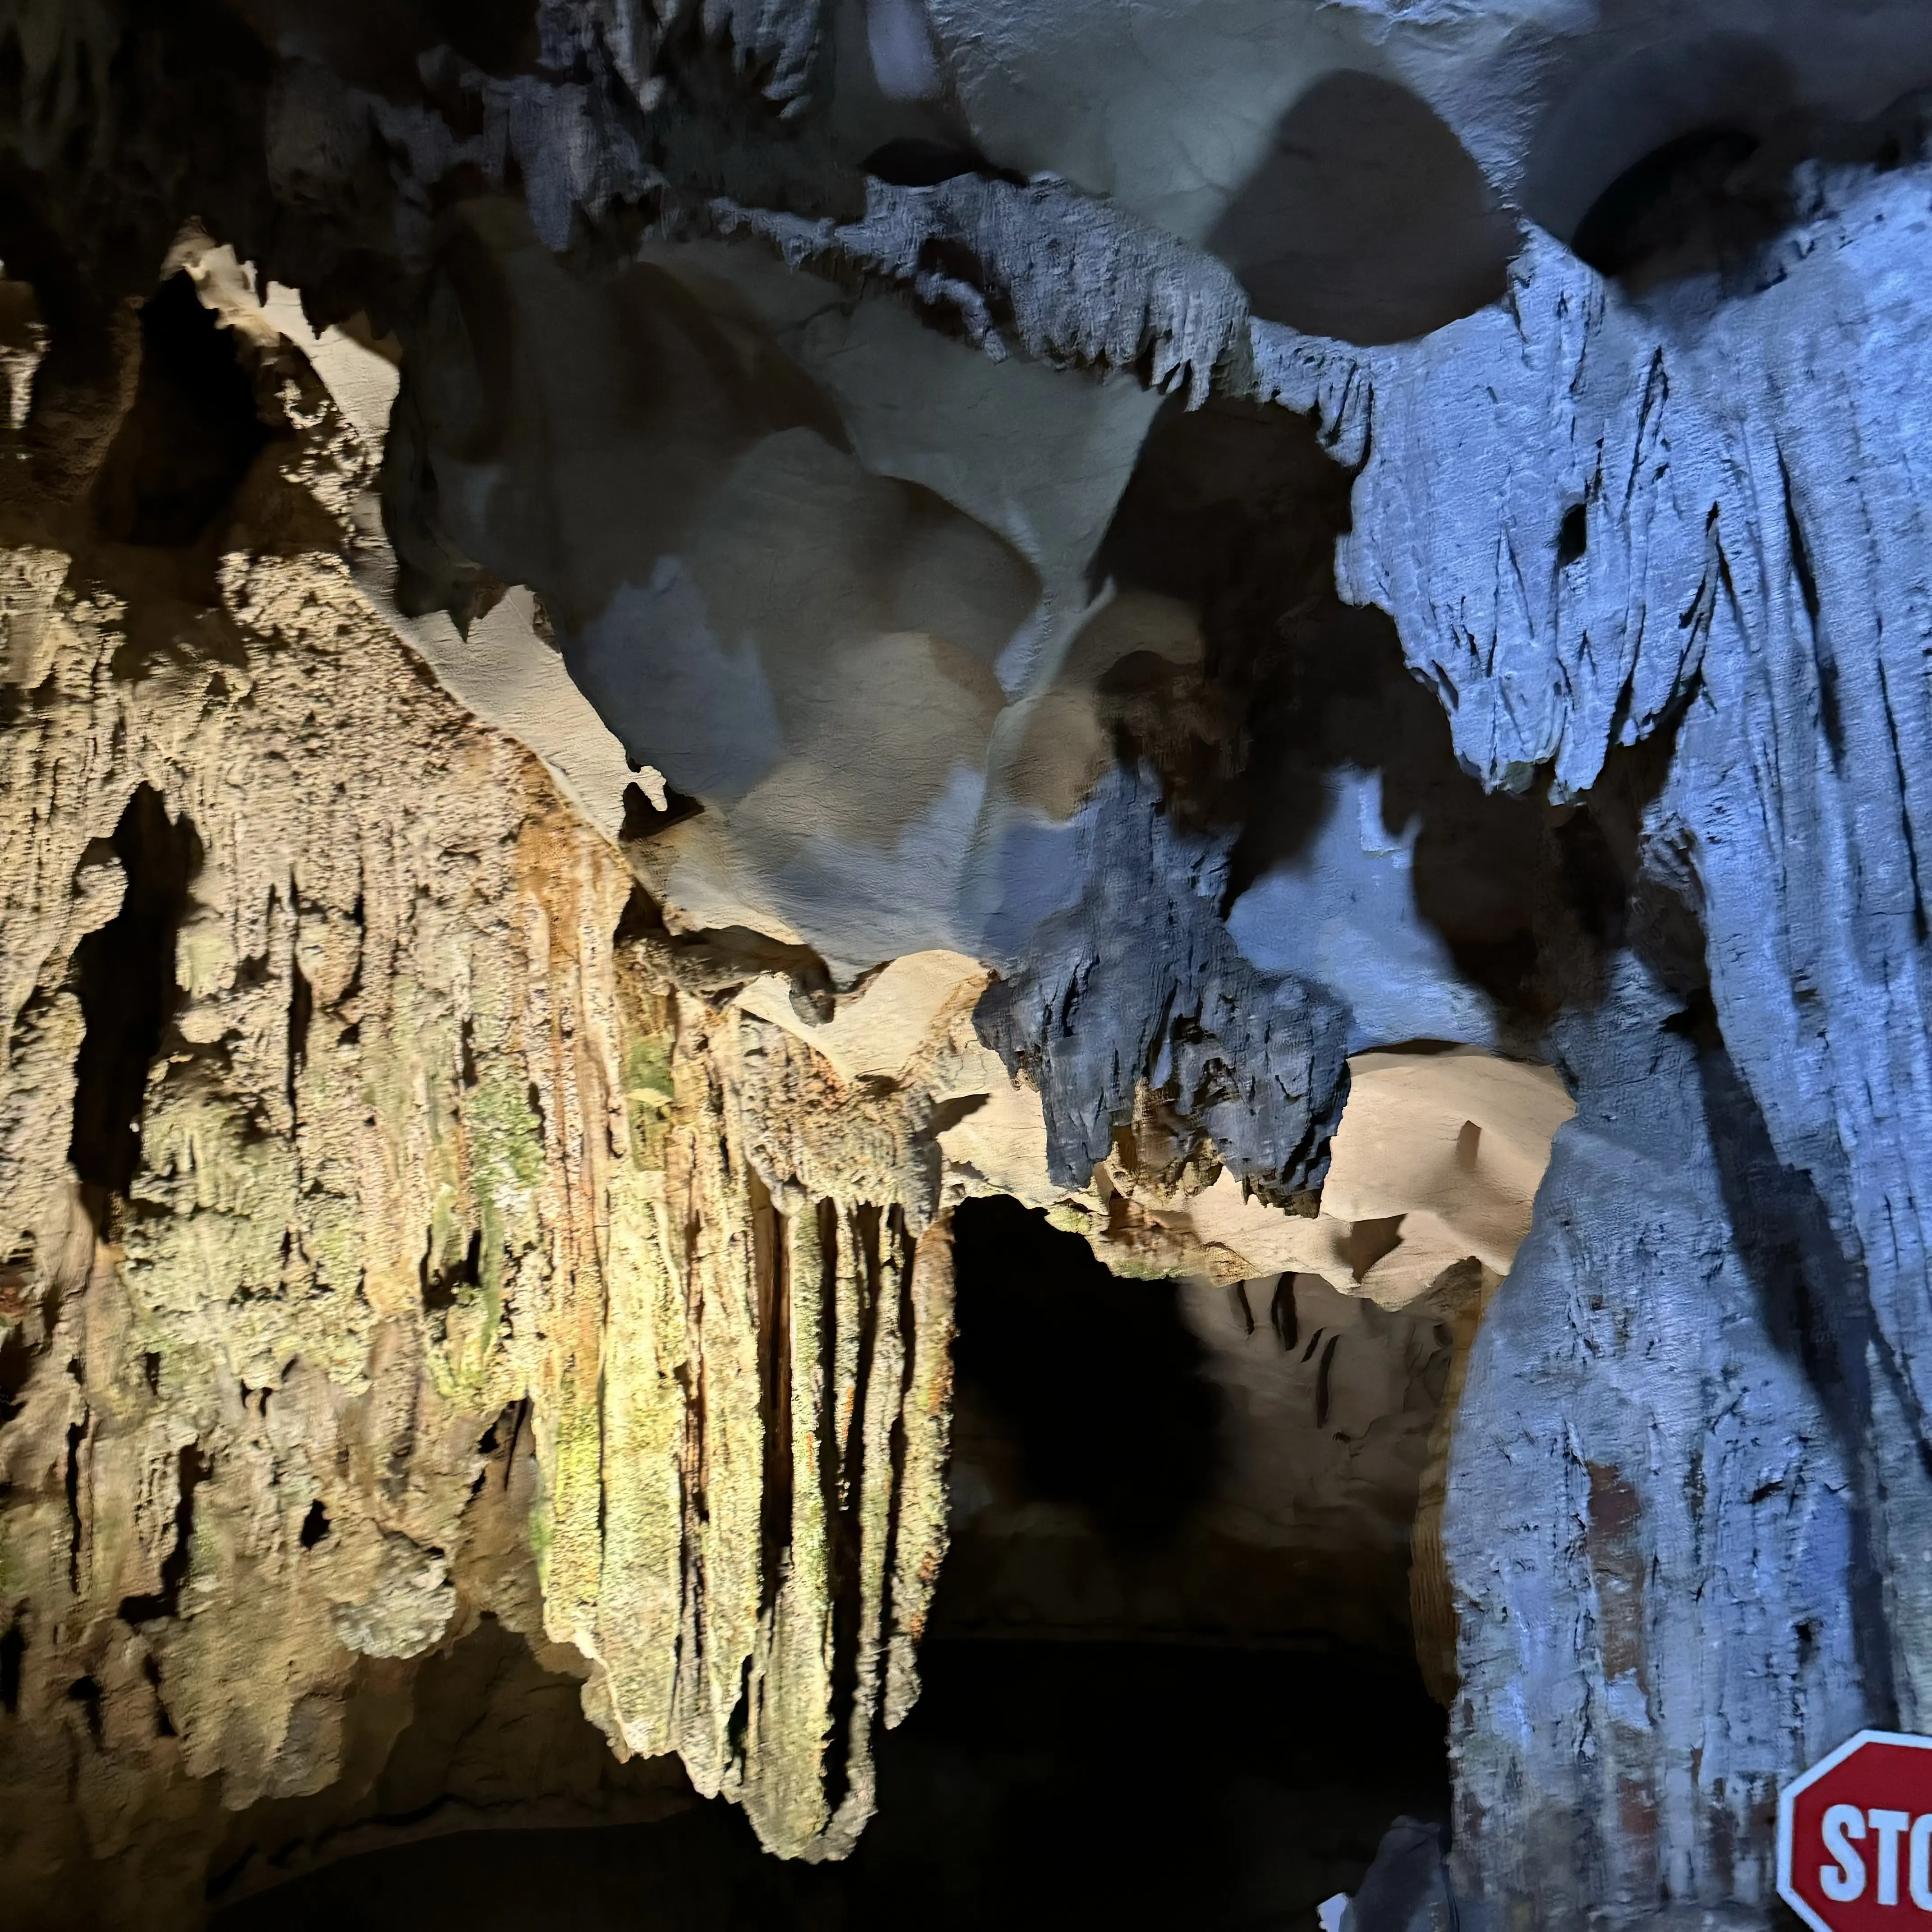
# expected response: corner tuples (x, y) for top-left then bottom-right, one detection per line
(0, 1), (1925, 1926)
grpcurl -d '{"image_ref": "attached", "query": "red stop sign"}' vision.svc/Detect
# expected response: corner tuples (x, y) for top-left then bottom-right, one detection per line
(1781, 1731), (1932, 1929)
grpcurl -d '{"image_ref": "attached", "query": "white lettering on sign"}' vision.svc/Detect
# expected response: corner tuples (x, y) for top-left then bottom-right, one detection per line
(1822, 1805), (1865, 1902)
(1816, 1805), (1932, 1906)
(1872, 1810), (1913, 1905)
(1913, 1813), (1932, 1910)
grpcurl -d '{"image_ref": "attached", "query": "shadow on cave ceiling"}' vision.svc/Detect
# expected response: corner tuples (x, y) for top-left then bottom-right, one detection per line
(1207, 69), (1521, 348)
(1522, 32), (1932, 299)
(1085, 391), (1631, 1035)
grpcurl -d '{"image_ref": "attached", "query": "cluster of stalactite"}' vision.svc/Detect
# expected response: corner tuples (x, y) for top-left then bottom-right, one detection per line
(0, 305), (951, 1928)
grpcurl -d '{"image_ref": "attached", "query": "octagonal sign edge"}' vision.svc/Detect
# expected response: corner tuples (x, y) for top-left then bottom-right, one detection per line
(1780, 1729), (1932, 1932)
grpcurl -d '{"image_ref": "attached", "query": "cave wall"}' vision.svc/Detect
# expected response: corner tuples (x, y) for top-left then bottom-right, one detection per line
(1, 2), (1928, 1927)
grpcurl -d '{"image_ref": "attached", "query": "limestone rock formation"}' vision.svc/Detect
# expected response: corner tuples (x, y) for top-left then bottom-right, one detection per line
(0, 252), (958, 1921)
(2, 1), (1928, 1927)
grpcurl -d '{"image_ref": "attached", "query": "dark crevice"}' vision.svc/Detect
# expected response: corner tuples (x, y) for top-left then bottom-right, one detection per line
(90, 269), (271, 549)
(821, 1204), (883, 1821)
(299, 1499), (331, 1549)
(286, 957), (313, 1114)
(0, 1615), (22, 1713)
(751, 1168), (793, 1619)
(863, 138), (1023, 189)
(619, 777), (704, 844)
(143, 1652), (176, 1737)
(118, 1444), (209, 1627)
(0, 1321), (32, 1426)
(1783, 467), (1821, 628)
(68, 786), (202, 1219)
(1269, 1276), (1299, 1352)
(1316, 1334), (1340, 1429)
(469, 1397), (531, 1502)
(420, 1228), (481, 1314)
(1876, 655), (1930, 946)
(874, 1208), (917, 1677)
(950, 1196), (1219, 1551)
(64, 1415), (85, 1592)
(1777, 448), (1841, 770)
(724, 1651), (754, 1771)
(1556, 502), (1588, 567)
(1228, 1281), (1255, 1337)
(66, 1673), (101, 1748)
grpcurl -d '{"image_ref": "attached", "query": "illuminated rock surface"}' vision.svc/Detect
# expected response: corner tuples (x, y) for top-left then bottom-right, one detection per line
(1, 3), (1929, 1927)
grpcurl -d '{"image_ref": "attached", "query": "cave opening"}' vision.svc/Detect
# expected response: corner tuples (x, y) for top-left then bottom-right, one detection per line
(944, 1192), (1222, 1557)
(891, 1195), (1454, 1928)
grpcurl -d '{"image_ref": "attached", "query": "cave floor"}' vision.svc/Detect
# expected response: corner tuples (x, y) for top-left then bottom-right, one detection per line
(212, 1639), (1447, 1932)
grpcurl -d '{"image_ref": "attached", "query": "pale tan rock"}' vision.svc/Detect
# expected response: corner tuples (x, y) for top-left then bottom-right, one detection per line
(1322, 1047), (1575, 1283)
(733, 948), (986, 1084)
(1092, 1047), (1572, 1307)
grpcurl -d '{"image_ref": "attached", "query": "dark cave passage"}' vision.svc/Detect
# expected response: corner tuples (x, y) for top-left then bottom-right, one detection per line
(946, 1193), (1223, 1554)
(90, 268), (270, 550)
(212, 1638), (1447, 1932)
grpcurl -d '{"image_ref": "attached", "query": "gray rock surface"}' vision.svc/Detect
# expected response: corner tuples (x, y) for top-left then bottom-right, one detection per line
(1441, 961), (1877, 1924)
(1265, 146), (1932, 1773)
(975, 768), (1351, 1197)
